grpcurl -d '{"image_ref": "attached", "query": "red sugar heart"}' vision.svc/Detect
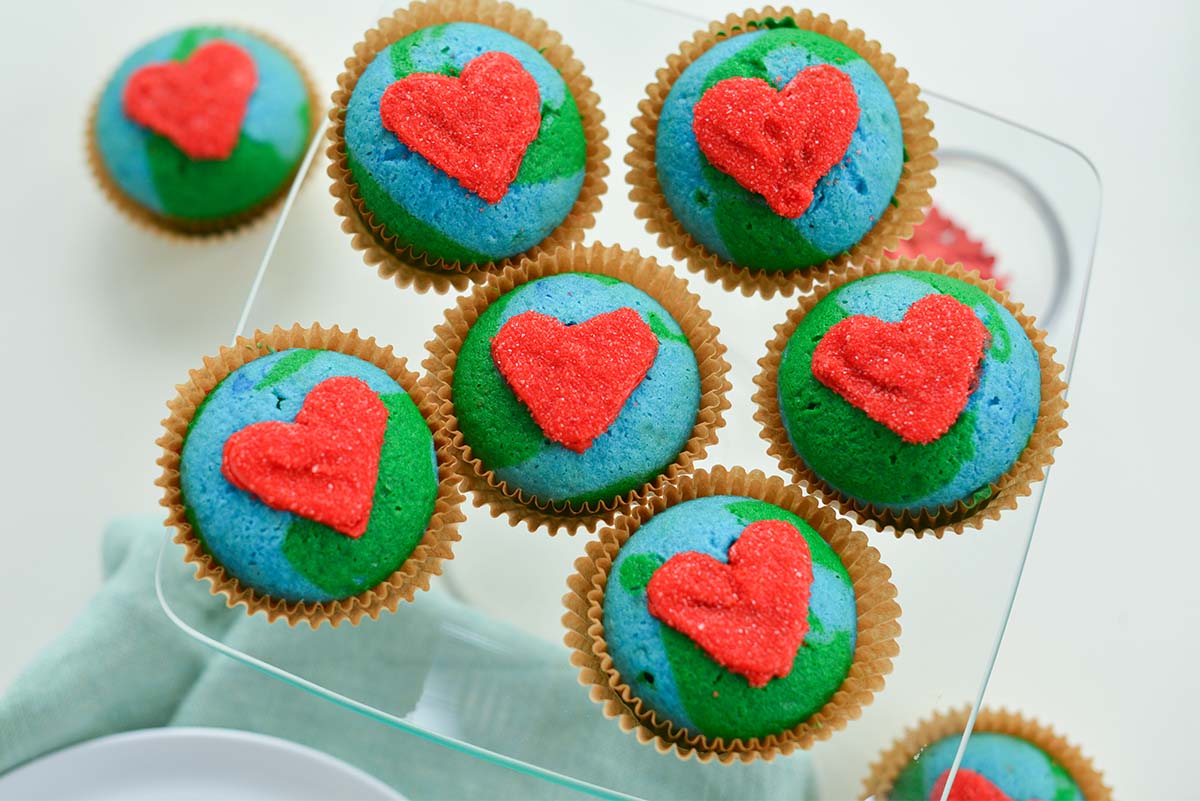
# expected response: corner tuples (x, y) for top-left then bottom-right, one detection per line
(123, 40), (257, 161)
(490, 308), (659, 453)
(812, 293), (990, 445)
(221, 376), (388, 538)
(931, 768), (1024, 801)
(692, 64), (859, 218)
(379, 51), (541, 204)
(646, 520), (813, 688)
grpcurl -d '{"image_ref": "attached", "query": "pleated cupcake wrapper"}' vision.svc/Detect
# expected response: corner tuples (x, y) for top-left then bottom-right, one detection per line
(753, 256), (1069, 538)
(861, 705), (1113, 800)
(327, 0), (610, 295)
(422, 242), (731, 534)
(87, 26), (323, 240)
(561, 465), (902, 763)
(626, 6), (937, 299)
(156, 323), (466, 628)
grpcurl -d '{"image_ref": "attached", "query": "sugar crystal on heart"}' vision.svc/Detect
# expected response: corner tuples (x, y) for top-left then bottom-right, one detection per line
(812, 293), (990, 445)
(490, 307), (659, 453)
(692, 64), (859, 218)
(646, 519), (814, 688)
(123, 40), (257, 160)
(379, 51), (542, 204)
(221, 376), (388, 538)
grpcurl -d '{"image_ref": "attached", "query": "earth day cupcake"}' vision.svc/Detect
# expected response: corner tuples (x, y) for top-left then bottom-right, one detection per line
(754, 258), (1068, 536)
(329, 0), (608, 293)
(628, 8), (936, 296)
(158, 324), (464, 626)
(862, 707), (1112, 800)
(887, 206), (1004, 287)
(563, 466), (900, 762)
(89, 25), (317, 236)
(424, 243), (730, 533)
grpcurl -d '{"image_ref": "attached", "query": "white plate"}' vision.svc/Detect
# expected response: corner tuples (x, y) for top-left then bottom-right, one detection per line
(0, 727), (405, 801)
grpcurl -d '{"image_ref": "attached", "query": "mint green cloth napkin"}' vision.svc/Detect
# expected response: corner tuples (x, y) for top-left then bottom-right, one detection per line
(0, 516), (816, 800)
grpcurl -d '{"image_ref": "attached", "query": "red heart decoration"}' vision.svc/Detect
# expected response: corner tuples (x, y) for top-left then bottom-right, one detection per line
(379, 51), (542, 204)
(812, 293), (990, 445)
(221, 376), (388, 538)
(646, 520), (813, 688)
(490, 308), (659, 453)
(123, 40), (257, 161)
(692, 64), (859, 218)
(931, 768), (1028, 801)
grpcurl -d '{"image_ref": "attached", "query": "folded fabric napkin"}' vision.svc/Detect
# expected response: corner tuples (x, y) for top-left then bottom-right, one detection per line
(0, 516), (815, 800)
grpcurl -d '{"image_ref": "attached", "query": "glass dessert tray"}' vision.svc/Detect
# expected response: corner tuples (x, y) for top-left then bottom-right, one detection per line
(155, 2), (1101, 798)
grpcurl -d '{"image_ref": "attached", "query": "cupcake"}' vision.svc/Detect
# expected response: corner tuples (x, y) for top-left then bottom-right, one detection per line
(754, 258), (1067, 536)
(329, 0), (608, 293)
(157, 325), (464, 626)
(886, 206), (1003, 287)
(563, 466), (900, 762)
(628, 9), (936, 296)
(89, 25), (317, 236)
(424, 243), (729, 533)
(863, 707), (1112, 800)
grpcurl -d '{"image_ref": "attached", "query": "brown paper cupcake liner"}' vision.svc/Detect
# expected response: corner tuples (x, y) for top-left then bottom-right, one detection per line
(87, 26), (323, 240)
(562, 465), (901, 763)
(156, 323), (466, 627)
(422, 242), (731, 534)
(753, 256), (1068, 538)
(861, 705), (1113, 800)
(327, 0), (610, 295)
(626, 7), (937, 298)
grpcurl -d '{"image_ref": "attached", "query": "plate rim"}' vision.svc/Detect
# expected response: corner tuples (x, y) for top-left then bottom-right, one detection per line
(0, 726), (405, 801)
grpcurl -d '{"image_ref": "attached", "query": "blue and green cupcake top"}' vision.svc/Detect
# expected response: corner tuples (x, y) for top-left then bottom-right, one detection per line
(452, 272), (700, 506)
(603, 495), (856, 741)
(179, 349), (438, 603)
(343, 22), (588, 266)
(656, 25), (904, 272)
(890, 732), (1084, 801)
(94, 26), (312, 223)
(777, 271), (1041, 515)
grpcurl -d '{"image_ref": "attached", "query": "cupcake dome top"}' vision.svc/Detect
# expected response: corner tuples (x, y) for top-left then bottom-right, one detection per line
(603, 495), (856, 742)
(452, 272), (701, 506)
(179, 349), (438, 603)
(94, 26), (312, 222)
(777, 270), (1041, 515)
(890, 732), (1083, 800)
(656, 25), (904, 272)
(343, 22), (588, 266)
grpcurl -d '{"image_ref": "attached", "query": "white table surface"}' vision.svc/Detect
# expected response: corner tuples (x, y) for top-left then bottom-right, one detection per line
(0, 1), (1196, 798)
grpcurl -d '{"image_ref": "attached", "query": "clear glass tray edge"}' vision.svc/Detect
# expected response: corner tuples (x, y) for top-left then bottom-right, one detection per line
(154, 52), (1104, 800)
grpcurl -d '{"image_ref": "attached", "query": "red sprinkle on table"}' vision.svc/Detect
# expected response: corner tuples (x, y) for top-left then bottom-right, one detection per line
(692, 64), (859, 218)
(646, 520), (814, 688)
(123, 40), (257, 161)
(491, 308), (659, 453)
(221, 376), (388, 538)
(812, 293), (990, 445)
(379, 51), (542, 204)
